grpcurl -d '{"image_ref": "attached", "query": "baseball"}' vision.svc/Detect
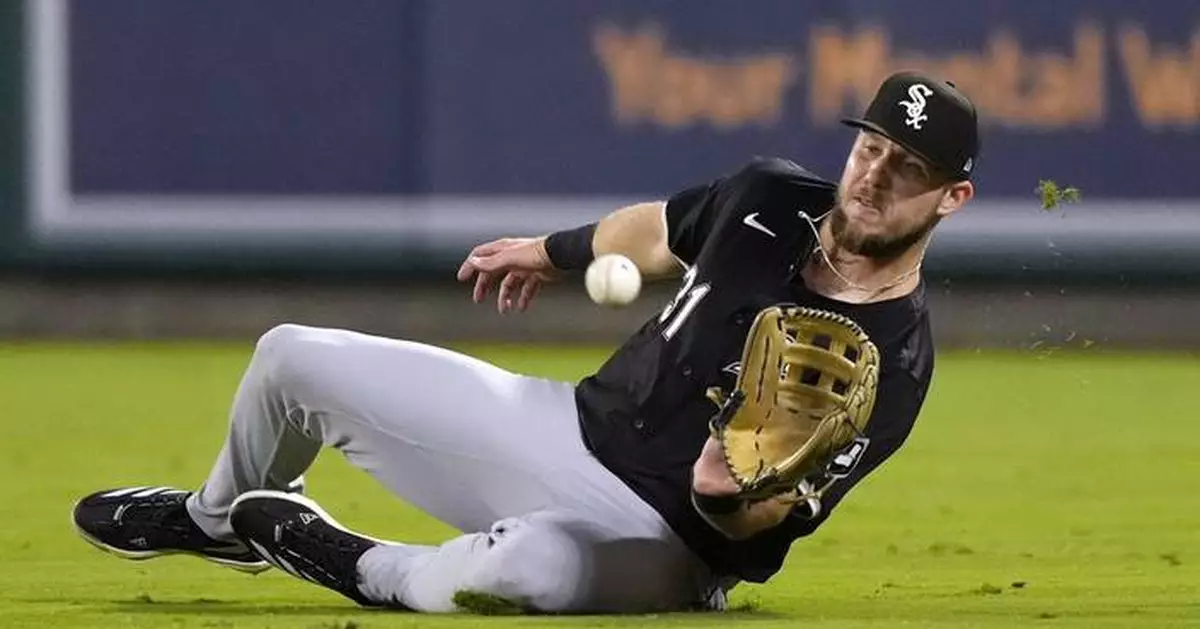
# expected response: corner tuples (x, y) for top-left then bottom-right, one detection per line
(585, 253), (642, 307)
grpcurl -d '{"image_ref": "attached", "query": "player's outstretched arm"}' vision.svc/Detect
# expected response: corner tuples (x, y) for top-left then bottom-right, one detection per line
(456, 201), (683, 314)
(592, 201), (685, 281)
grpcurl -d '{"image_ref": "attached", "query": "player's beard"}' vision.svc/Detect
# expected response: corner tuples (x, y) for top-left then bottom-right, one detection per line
(828, 200), (941, 261)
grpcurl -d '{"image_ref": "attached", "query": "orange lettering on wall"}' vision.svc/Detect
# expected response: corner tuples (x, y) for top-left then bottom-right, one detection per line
(892, 24), (1104, 128)
(592, 23), (796, 129)
(737, 57), (796, 126)
(594, 21), (1200, 132)
(979, 33), (1023, 121)
(593, 24), (663, 124)
(1027, 24), (1106, 127)
(808, 24), (1104, 129)
(1075, 23), (1107, 126)
(808, 26), (889, 125)
(1118, 26), (1200, 127)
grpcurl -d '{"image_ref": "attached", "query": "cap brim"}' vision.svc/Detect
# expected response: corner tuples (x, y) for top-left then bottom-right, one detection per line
(840, 118), (962, 181)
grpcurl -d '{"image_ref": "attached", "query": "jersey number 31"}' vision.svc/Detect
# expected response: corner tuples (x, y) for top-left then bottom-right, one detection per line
(659, 266), (711, 340)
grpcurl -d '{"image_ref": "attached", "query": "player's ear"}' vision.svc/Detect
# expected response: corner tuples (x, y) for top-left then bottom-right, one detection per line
(936, 181), (974, 219)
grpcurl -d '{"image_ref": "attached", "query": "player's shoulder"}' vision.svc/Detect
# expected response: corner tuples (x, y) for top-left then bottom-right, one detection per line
(729, 156), (838, 191)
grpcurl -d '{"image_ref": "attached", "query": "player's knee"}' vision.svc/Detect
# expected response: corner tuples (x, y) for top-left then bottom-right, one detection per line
(256, 322), (308, 349)
(253, 323), (334, 386)
(459, 519), (587, 613)
(255, 323), (309, 364)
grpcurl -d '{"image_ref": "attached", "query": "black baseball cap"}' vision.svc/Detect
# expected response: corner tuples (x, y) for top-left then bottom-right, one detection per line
(841, 71), (980, 181)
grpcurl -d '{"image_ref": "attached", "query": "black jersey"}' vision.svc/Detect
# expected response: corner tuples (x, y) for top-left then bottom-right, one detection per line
(575, 157), (936, 583)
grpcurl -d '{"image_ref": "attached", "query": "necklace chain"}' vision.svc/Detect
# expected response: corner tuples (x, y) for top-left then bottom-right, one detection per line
(799, 210), (923, 301)
(810, 244), (921, 300)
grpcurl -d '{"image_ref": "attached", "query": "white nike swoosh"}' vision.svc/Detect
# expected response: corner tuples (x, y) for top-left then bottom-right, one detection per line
(102, 487), (151, 498)
(742, 212), (776, 238)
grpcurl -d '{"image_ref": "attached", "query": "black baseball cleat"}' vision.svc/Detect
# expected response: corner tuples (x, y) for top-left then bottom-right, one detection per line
(72, 486), (271, 573)
(229, 490), (388, 607)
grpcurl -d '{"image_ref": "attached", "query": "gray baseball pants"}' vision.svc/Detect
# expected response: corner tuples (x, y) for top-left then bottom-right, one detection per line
(183, 324), (720, 613)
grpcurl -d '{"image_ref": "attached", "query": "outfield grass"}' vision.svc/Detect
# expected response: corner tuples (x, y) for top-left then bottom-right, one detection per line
(0, 342), (1196, 628)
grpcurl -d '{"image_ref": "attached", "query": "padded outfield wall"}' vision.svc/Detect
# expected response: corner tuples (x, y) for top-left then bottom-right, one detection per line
(0, 1), (1197, 287)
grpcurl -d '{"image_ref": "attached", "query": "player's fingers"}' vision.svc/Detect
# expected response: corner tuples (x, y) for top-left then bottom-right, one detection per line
(517, 276), (541, 312)
(472, 272), (495, 303)
(467, 238), (512, 259)
(497, 272), (525, 314)
(495, 272), (513, 313)
(456, 257), (478, 282)
(459, 253), (498, 281)
(470, 247), (523, 274)
(457, 239), (515, 281)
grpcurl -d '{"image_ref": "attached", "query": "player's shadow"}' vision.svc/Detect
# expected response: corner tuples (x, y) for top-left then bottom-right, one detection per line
(105, 597), (375, 616)
(18, 596), (781, 620)
(101, 597), (783, 621)
(17, 595), (370, 617)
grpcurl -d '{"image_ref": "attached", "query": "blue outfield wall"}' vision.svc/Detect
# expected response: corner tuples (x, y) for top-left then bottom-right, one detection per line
(3, 0), (1200, 280)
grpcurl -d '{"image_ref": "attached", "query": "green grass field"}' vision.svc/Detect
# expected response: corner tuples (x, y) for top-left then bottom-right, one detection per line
(1, 342), (1196, 628)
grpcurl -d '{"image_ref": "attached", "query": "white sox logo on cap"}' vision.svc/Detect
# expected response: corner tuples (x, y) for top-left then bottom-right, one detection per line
(898, 84), (934, 130)
(841, 71), (979, 181)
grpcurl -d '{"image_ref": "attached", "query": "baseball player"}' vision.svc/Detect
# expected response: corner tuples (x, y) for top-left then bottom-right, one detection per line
(72, 71), (979, 614)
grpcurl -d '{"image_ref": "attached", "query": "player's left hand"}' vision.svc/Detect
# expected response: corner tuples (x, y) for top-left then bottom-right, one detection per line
(456, 237), (561, 314)
(691, 436), (740, 497)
